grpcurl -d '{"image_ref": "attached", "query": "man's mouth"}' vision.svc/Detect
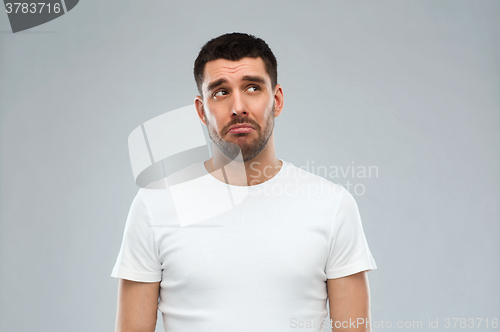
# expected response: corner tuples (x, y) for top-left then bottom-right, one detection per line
(227, 124), (255, 134)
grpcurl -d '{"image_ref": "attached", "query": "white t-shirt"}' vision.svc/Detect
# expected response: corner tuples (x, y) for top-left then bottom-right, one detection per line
(111, 159), (377, 332)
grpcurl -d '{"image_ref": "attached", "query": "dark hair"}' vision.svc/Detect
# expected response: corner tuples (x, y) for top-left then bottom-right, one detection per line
(194, 32), (278, 97)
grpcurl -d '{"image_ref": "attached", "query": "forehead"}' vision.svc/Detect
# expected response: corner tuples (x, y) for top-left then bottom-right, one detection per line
(203, 57), (269, 87)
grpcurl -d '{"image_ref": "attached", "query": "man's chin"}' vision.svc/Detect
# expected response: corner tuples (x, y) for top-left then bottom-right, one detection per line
(219, 145), (257, 162)
(223, 136), (254, 148)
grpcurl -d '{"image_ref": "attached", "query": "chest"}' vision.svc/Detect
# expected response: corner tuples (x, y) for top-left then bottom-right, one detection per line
(156, 201), (332, 293)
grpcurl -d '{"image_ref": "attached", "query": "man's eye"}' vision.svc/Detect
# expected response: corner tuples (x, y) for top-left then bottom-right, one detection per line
(248, 86), (259, 92)
(214, 90), (227, 97)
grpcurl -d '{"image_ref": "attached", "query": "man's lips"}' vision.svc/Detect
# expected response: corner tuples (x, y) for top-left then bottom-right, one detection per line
(227, 124), (255, 134)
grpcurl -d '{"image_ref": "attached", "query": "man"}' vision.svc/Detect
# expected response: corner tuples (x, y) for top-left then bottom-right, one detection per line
(111, 32), (377, 332)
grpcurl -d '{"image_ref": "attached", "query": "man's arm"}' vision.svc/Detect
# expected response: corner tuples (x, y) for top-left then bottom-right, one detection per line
(114, 279), (161, 332)
(327, 271), (371, 332)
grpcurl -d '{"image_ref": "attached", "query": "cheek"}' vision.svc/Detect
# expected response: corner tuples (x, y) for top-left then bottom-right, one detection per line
(257, 101), (275, 121)
(205, 105), (226, 125)
(249, 100), (271, 117)
(206, 114), (224, 132)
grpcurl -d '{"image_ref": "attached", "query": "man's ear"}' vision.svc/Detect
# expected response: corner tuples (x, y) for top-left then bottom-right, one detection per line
(273, 84), (284, 117)
(194, 96), (207, 125)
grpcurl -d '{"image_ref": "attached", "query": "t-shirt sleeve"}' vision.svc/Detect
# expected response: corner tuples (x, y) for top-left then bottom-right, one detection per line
(325, 187), (377, 279)
(110, 189), (162, 282)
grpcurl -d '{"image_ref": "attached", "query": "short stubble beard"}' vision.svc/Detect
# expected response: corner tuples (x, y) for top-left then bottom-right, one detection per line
(206, 101), (275, 163)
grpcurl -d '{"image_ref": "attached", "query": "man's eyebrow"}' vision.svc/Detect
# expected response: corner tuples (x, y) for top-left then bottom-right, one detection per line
(206, 78), (227, 92)
(241, 75), (267, 85)
(206, 75), (267, 92)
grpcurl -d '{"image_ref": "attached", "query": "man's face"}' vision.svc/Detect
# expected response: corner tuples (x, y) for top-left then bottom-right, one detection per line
(195, 57), (282, 162)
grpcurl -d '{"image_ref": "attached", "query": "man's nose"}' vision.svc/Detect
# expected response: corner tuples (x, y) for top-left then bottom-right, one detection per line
(231, 90), (248, 116)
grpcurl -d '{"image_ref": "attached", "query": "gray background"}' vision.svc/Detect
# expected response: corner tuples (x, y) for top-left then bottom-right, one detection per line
(1, 1), (498, 331)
